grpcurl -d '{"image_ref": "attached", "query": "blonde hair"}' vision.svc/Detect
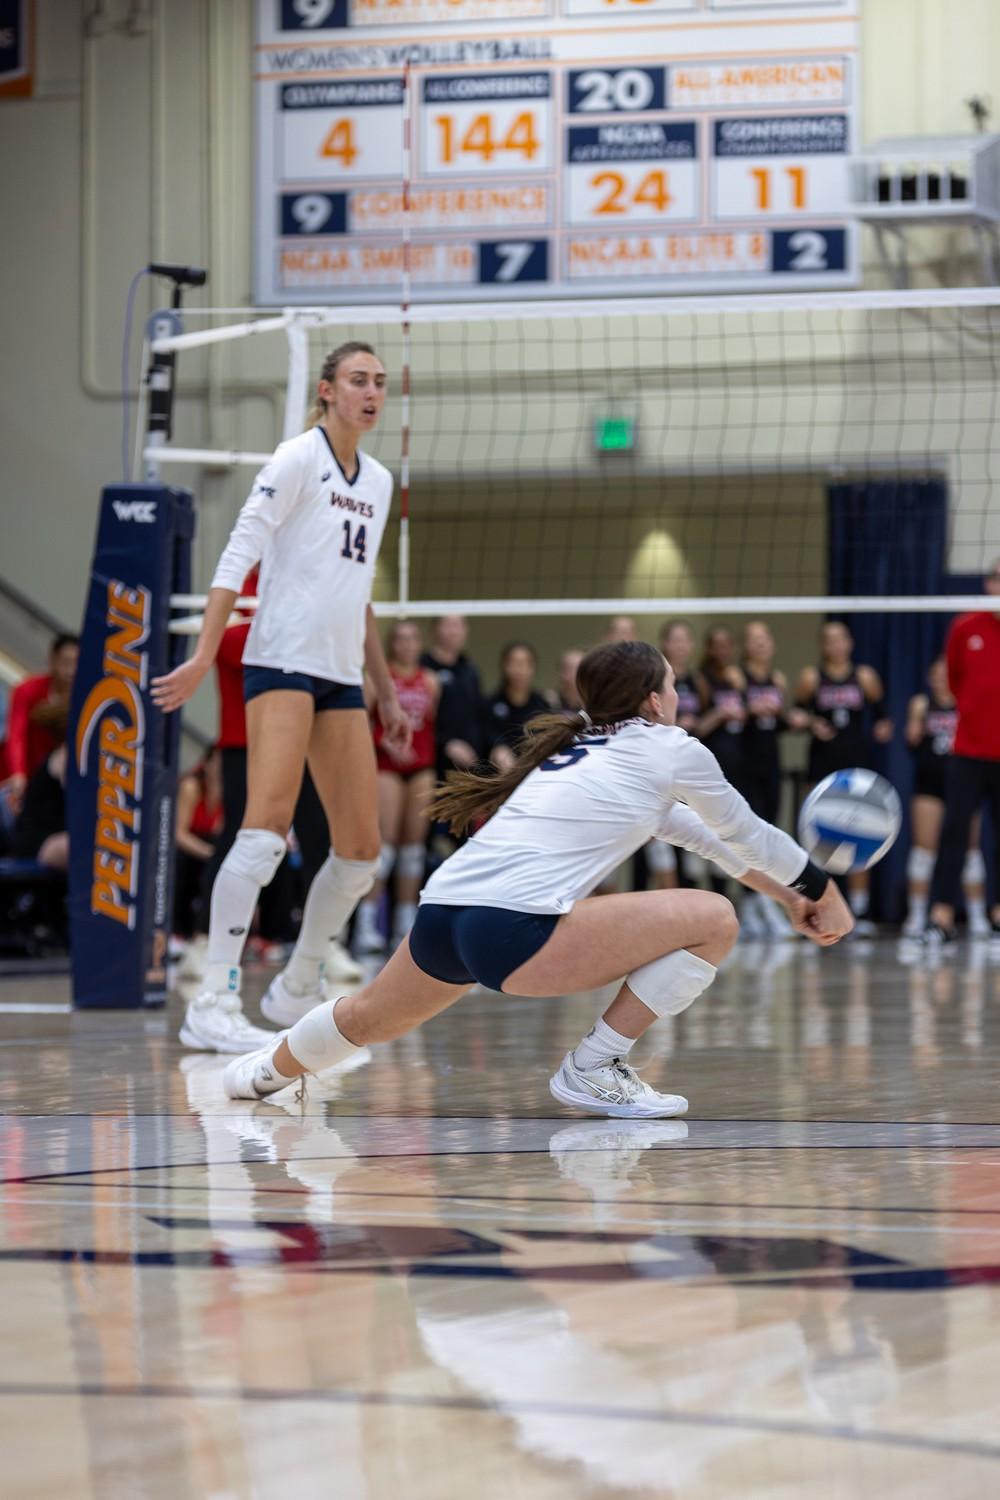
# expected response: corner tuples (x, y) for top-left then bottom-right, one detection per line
(306, 341), (379, 428)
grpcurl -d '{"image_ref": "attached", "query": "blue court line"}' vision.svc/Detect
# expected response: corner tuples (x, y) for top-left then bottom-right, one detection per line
(0, 1379), (995, 1462)
(15, 1174), (1000, 1220)
(8, 1141), (1000, 1190)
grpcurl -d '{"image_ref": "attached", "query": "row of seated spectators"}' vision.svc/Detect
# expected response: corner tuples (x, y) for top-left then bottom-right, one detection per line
(0, 609), (963, 954)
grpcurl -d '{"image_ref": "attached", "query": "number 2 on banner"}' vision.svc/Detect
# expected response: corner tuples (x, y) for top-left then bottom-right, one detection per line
(434, 112), (540, 166)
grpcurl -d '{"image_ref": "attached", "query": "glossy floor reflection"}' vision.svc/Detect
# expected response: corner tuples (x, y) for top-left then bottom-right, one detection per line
(2, 938), (1000, 1497)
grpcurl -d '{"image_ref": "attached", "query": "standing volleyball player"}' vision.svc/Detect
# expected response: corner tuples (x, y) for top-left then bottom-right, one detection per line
(795, 621), (892, 935)
(223, 642), (853, 1112)
(152, 342), (410, 1051)
(902, 657), (989, 938)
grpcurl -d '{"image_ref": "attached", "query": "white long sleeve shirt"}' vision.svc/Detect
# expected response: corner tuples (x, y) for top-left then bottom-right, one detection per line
(421, 718), (808, 914)
(211, 425), (393, 685)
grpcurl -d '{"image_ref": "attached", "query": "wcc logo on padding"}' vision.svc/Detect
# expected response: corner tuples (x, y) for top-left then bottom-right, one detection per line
(74, 581), (151, 930)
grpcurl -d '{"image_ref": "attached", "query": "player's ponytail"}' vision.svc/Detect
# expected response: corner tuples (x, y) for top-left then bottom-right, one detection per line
(306, 340), (379, 427)
(429, 641), (666, 836)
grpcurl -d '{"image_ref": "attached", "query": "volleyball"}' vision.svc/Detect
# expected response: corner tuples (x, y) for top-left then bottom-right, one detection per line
(798, 769), (902, 876)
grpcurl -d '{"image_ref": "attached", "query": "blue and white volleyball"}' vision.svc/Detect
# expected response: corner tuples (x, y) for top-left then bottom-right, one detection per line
(798, 769), (902, 876)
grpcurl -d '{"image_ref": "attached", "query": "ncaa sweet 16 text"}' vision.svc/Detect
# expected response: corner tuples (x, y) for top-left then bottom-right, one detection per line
(255, 0), (858, 303)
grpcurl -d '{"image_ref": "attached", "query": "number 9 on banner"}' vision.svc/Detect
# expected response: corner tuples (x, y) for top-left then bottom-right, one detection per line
(280, 192), (347, 237)
(281, 0), (345, 28)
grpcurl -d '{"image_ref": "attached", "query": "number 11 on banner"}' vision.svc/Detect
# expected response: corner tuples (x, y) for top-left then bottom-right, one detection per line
(713, 157), (849, 219)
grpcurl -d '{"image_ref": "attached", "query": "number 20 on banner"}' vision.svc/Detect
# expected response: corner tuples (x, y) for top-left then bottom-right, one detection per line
(423, 102), (551, 176)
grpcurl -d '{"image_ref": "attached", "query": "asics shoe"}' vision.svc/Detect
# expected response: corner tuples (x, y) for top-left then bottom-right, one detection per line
(223, 1044), (299, 1101)
(179, 992), (278, 1053)
(549, 1051), (688, 1119)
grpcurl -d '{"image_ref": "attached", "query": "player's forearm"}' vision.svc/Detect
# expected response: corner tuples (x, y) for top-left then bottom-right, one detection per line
(191, 588), (239, 668)
(739, 867), (799, 907)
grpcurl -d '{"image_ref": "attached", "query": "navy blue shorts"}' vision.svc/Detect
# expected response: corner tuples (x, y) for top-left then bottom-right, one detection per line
(409, 903), (559, 993)
(243, 666), (364, 712)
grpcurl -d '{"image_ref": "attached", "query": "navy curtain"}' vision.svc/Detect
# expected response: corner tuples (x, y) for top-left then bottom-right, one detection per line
(826, 478), (949, 919)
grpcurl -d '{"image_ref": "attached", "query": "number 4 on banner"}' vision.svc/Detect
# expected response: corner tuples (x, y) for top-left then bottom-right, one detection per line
(321, 119), (358, 168)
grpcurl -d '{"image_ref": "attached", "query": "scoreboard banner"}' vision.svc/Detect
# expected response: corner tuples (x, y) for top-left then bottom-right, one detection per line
(254, 0), (859, 303)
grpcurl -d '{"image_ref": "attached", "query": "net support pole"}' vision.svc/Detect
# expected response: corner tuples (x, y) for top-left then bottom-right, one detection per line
(67, 484), (195, 1008)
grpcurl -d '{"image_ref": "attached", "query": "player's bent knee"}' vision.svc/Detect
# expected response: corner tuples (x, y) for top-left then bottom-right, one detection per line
(226, 828), (288, 887)
(628, 948), (717, 1018)
(375, 844), (397, 882)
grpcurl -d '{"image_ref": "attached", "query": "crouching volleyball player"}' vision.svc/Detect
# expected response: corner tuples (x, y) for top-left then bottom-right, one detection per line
(222, 641), (852, 1115)
(152, 342), (410, 1052)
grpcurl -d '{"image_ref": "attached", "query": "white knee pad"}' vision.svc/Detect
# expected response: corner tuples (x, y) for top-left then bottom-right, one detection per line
(907, 846), (935, 884)
(396, 842), (426, 880)
(963, 847), (987, 886)
(287, 997), (358, 1074)
(329, 852), (381, 899)
(627, 948), (717, 1019)
(646, 840), (677, 875)
(225, 828), (287, 887)
(377, 844), (397, 883)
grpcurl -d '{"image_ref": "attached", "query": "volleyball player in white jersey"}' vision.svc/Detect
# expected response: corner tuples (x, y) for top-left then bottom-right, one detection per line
(223, 641), (852, 1114)
(152, 342), (410, 1052)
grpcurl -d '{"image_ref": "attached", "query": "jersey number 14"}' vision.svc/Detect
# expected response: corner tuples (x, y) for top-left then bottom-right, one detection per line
(340, 519), (367, 564)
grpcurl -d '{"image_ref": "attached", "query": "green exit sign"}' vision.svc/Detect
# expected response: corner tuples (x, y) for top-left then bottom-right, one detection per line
(595, 416), (636, 452)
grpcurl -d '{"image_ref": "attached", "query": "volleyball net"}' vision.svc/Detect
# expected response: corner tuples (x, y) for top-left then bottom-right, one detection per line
(147, 287), (1000, 634)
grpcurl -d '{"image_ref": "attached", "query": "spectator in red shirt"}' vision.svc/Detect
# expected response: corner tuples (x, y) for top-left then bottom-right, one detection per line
(926, 560), (1000, 943)
(2, 634), (79, 814)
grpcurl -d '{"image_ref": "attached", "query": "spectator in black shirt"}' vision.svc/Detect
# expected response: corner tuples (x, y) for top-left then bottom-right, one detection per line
(484, 641), (550, 773)
(420, 615), (485, 776)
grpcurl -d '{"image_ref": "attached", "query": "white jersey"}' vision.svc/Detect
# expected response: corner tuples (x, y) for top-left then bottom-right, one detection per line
(421, 718), (808, 915)
(211, 425), (393, 685)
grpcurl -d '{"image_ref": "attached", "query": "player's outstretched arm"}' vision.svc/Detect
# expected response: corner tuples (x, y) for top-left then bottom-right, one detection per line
(151, 586), (237, 712)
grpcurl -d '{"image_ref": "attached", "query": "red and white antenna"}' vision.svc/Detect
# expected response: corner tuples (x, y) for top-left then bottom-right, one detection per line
(398, 60), (413, 614)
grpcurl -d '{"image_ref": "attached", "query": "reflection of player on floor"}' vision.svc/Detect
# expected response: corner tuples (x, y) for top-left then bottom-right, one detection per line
(225, 642), (853, 1114)
(152, 342), (411, 1052)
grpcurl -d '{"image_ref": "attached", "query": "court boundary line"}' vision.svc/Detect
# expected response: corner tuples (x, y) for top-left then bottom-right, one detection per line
(0, 1380), (995, 1464)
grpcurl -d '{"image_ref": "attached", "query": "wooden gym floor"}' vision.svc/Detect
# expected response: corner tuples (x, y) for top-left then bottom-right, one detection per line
(1, 937), (1000, 1498)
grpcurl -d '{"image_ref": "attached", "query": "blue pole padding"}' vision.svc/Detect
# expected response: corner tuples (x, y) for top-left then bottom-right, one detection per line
(67, 484), (194, 1008)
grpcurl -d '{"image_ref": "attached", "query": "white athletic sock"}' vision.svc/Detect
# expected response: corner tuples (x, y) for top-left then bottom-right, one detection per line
(967, 894), (988, 924)
(573, 1018), (637, 1071)
(355, 900), (381, 938)
(849, 889), (869, 918)
(907, 894), (928, 928)
(286, 854), (378, 993)
(287, 996), (362, 1074)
